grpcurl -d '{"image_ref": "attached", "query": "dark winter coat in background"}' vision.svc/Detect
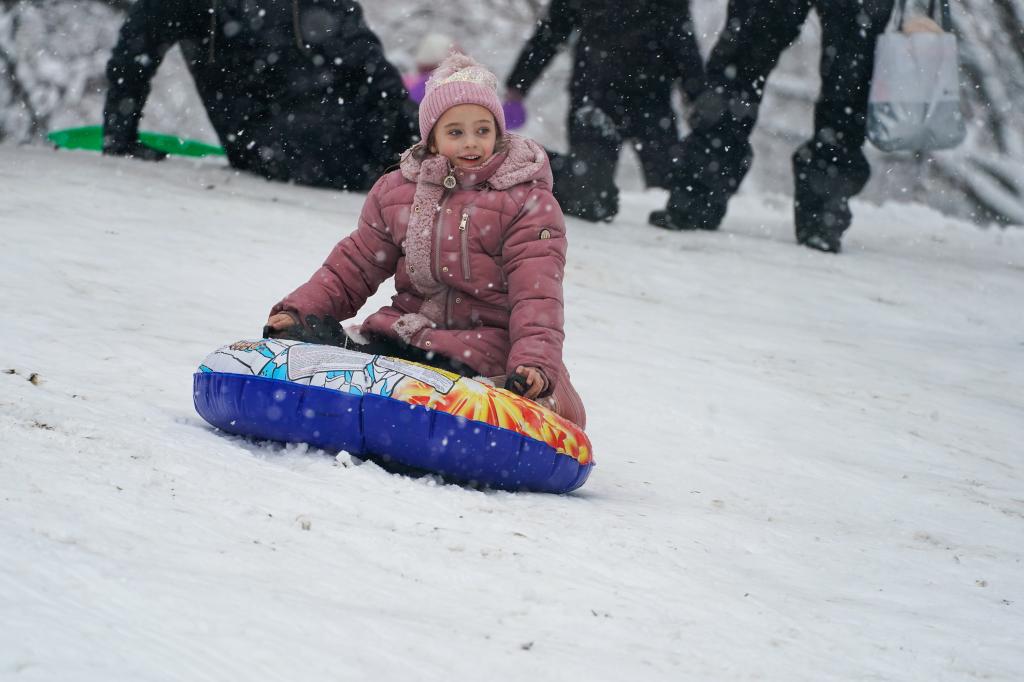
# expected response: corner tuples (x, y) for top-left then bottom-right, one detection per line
(103, 0), (416, 190)
(506, 0), (704, 109)
(271, 135), (586, 427)
(504, 0), (705, 221)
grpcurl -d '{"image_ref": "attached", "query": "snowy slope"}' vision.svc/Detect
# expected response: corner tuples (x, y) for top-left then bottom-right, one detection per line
(1, 146), (1022, 681)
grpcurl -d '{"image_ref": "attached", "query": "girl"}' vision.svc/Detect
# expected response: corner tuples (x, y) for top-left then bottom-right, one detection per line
(265, 52), (586, 428)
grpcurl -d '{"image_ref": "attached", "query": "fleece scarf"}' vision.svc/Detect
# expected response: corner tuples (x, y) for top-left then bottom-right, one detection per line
(391, 135), (548, 343)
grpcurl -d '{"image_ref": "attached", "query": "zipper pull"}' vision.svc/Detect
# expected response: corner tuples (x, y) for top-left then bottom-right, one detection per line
(459, 212), (469, 231)
(443, 162), (457, 190)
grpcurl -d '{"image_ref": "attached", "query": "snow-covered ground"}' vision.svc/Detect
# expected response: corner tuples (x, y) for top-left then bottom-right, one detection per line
(1, 146), (1022, 681)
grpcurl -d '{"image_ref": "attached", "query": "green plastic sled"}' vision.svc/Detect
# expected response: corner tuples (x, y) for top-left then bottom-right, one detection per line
(47, 125), (225, 158)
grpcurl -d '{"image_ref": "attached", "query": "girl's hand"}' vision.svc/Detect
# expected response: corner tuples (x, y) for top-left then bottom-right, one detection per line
(513, 365), (547, 400)
(264, 312), (297, 338)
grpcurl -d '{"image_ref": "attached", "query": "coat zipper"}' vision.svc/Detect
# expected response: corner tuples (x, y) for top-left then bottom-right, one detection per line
(459, 211), (471, 281)
(433, 193), (449, 281)
(434, 193), (455, 328)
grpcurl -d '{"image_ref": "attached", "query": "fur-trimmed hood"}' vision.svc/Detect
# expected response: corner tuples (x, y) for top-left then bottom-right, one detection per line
(399, 134), (552, 191)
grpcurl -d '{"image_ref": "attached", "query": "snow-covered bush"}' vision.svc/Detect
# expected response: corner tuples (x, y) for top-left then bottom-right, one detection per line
(0, 0), (120, 141)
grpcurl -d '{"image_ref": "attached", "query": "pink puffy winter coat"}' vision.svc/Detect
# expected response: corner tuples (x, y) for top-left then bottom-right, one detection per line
(271, 134), (586, 427)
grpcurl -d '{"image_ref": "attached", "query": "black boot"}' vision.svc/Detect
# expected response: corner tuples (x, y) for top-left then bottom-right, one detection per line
(551, 105), (622, 222)
(792, 140), (870, 254)
(648, 209), (702, 231)
(648, 197), (724, 232)
(555, 179), (619, 222)
(651, 125), (751, 232)
(796, 230), (843, 254)
(649, 182), (729, 232)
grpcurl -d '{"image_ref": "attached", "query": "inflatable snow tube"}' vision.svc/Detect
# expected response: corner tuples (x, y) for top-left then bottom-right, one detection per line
(193, 339), (594, 493)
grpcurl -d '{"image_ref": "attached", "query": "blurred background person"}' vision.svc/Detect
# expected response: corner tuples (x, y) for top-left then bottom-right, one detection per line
(404, 32), (527, 131)
(650, 0), (895, 253)
(403, 32), (454, 103)
(102, 0), (417, 191)
(506, 0), (705, 222)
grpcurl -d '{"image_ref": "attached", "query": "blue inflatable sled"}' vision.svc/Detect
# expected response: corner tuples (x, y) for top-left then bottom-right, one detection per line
(193, 339), (594, 493)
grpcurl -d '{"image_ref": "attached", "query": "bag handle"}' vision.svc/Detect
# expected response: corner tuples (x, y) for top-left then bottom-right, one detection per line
(894, 0), (954, 32)
(929, 0), (954, 31)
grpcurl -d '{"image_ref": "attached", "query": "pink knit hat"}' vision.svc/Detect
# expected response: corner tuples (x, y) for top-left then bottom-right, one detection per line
(418, 52), (506, 143)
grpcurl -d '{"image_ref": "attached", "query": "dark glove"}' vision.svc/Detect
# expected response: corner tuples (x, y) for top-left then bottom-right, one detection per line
(502, 99), (527, 130)
(103, 139), (168, 162)
(504, 373), (530, 396)
(268, 315), (349, 346)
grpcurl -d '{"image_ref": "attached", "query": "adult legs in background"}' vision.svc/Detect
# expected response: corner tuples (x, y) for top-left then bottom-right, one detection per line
(626, 93), (685, 190)
(653, 0), (811, 231)
(235, 112), (380, 191)
(792, 0), (894, 252)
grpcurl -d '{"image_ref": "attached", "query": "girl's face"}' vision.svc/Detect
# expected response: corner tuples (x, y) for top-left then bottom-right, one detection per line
(430, 104), (497, 168)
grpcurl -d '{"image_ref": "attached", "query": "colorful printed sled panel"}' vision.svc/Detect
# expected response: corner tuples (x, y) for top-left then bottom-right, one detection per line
(193, 339), (593, 493)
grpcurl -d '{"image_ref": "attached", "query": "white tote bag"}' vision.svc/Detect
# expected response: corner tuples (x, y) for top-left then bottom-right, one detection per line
(867, 0), (966, 152)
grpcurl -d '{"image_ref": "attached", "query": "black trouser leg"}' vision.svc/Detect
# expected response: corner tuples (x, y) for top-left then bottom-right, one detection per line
(283, 113), (378, 191)
(343, 334), (479, 378)
(792, 0), (894, 242)
(271, 318), (479, 378)
(626, 96), (683, 190)
(551, 103), (622, 222)
(665, 0), (811, 229)
(240, 114), (376, 191)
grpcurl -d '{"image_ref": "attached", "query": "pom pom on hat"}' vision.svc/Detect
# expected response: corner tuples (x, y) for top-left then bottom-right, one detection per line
(418, 52), (506, 143)
(425, 52), (498, 91)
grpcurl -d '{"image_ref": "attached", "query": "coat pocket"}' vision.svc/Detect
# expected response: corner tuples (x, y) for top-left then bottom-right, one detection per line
(469, 299), (508, 328)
